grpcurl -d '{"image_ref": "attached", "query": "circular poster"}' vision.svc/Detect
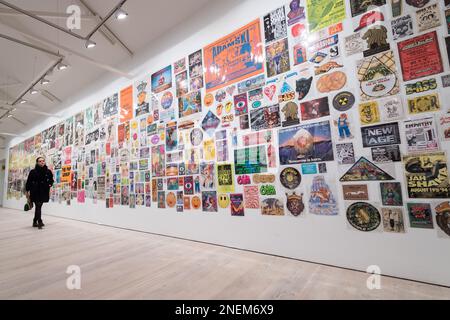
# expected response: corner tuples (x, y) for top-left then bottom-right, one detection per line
(347, 202), (381, 232)
(166, 192), (176, 208)
(160, 91), (173, 109)
(332, 91), (355, 111)
(280, 167), (301, 190)
(190, 128), (203, 146)
(435, 201), (450, 237)
(191, 196), (201, 209)
(204, 93), (214, 107)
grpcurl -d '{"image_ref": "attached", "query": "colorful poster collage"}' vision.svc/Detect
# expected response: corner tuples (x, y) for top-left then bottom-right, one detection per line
(6, 0), (450, 239)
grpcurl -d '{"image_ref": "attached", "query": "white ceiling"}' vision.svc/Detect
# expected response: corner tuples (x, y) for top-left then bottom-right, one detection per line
(0, 0), (212, 143)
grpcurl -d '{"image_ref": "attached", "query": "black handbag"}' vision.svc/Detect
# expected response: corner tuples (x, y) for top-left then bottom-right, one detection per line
(24, 200), (33, 212)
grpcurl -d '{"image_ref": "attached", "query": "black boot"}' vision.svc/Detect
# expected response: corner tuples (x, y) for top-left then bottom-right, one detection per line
(33, 220), (38, 228)
(38, 221), (44, 229)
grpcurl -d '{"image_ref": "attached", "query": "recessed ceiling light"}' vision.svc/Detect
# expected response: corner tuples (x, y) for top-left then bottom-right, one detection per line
(7, 114), (12, 118)
(41, 78), (50, 85)
(19, 99), (27, 104)
(115, 8), (128, 20)
(85, 39), (96, 49)
(30, 89), (38, 95)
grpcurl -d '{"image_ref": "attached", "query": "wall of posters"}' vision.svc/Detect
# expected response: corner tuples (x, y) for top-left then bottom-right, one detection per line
(5, 0), (450, 287)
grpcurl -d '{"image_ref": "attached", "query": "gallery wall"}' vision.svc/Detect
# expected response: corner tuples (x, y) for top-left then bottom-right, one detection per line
(4, 0), (450, 286)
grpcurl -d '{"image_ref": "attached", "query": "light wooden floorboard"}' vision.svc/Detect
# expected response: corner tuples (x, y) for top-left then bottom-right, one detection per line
(0, 207), (449, 300)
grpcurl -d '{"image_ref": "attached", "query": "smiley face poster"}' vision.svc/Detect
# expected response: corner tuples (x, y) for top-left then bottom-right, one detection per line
(203, 19), (264, 93)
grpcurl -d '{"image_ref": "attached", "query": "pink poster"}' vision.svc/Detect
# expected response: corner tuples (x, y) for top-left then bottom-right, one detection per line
(77, 190), (85, 203)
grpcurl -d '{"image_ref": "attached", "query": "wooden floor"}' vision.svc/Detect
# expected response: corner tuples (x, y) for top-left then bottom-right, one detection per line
(1, 208), (449, 300)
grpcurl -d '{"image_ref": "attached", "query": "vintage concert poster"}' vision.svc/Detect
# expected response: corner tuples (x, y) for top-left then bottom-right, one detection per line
(403, 152), (450, 199)
(203, 19), (264, 93)
(397, 31), (443, 82)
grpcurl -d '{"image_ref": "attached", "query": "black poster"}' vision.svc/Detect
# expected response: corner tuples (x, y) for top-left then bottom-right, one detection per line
(361, 122), (401, 148)
(371, 145), (401, 163)
(263, 6), (287, 43)
(446, 37), (450, 65)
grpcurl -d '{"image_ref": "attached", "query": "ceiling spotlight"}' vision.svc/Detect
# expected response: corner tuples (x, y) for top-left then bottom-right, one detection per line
(57, 63), (68, 71)
(19, 99), (27, 104)
(11, 108), (16, 112)
(30, 89), (38, 95)
(85, 39), (96, 49)
(115, 8), (128, 20)
(7, 114), (12, 118)
(41, 78), (50, 85)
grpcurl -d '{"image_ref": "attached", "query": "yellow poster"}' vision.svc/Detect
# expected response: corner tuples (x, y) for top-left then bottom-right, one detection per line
(306, 0), (346, 33)
(217, 163), (235, 193)
(407, 93), (440, 114)
(359, 101), (380, 125)
(203, 138), (216, 161)
(403, 152), (450, 198)
(61, 165), (72, 183)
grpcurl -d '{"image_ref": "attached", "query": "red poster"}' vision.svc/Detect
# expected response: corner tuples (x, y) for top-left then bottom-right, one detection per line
(203, 19), (264, 93)
(117, 123), (125, 144)
(397, 31), (443, 81)
(120, 85), (133, 123)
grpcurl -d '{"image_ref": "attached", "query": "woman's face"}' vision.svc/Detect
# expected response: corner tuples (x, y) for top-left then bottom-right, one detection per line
(37, 158), (46, 167)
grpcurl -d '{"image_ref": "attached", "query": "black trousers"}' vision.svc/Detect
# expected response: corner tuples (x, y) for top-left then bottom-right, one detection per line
(33, 202), (43, 223)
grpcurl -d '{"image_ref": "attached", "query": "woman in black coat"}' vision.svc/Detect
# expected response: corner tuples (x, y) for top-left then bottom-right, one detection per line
(25, 157), (54, 229)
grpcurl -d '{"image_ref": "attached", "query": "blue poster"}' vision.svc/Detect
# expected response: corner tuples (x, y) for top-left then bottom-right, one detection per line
(151, 65), (173, 93)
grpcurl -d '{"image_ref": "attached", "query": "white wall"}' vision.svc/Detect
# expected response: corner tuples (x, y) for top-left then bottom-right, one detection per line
(4, 0), (450, 287)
